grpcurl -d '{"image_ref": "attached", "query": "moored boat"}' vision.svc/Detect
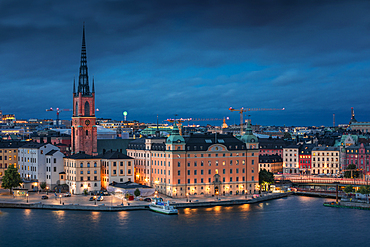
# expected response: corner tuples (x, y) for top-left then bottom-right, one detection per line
(149, 198), (178, 215)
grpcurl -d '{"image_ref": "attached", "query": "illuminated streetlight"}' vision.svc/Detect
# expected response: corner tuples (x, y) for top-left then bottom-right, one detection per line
(59, 195), (62, 204)
(26, 193), (29, 203)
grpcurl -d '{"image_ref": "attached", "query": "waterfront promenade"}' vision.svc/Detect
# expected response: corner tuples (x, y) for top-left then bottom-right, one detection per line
(0, 189), (291, 211)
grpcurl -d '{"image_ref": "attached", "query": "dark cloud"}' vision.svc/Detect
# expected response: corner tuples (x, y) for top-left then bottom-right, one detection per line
(0, 0), (369, 126)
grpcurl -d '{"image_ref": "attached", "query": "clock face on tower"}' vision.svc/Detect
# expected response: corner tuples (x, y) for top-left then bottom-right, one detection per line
(85, 120), (90, 126)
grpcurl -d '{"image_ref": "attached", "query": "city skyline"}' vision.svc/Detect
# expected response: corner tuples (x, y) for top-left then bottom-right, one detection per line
(1, 1), (370, 126)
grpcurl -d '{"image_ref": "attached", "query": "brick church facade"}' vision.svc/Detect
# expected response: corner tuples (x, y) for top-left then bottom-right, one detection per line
(71, 25), (97, 156)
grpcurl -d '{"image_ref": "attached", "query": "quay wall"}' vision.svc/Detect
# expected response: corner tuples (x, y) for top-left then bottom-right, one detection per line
(0, 193), (292, 212)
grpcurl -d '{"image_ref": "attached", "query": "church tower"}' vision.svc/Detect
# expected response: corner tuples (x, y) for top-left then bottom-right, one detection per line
(71, 25), (97, 156)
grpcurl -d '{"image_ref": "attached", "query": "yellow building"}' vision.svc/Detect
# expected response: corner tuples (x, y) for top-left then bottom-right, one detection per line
(0, 141), (22, 179)
(64, 152), (101, 194)
(100, 151), (134, 189)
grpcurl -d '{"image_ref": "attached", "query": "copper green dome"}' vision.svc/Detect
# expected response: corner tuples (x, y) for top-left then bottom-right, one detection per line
(241, 120), (258, 143)
(166, 122), (185, 144)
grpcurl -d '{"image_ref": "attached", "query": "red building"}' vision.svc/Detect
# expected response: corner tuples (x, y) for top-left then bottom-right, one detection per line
(71, 25), (97, 156)
(343, 143), (370, 177)
(258, 138), (289, 158)
(299, 145), (314, 174)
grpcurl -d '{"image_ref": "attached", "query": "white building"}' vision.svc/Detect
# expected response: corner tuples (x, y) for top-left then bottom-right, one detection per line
(18, 143), (57, 182)
(283, 145), (299, 174)
(311, 147), (340, 175)
(45, 149), (65, 188)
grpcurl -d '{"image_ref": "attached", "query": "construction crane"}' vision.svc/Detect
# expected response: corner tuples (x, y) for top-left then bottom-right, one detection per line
(46, 108), (72, 128)
(229, 107), (285, 135)
(166, 118), (189, 135)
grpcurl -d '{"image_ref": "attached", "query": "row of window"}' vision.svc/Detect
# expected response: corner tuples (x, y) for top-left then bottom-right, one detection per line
(312, 164), (339, 168)
(102, 169), (131, 175)
(0, 156), (16, 161)
(0, 150), (17, 153)
(312, 152), (339, 156)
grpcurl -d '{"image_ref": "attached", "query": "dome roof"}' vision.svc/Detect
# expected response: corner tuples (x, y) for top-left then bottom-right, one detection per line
(166, 122), (185, 144)
(241, 120), (258, 143)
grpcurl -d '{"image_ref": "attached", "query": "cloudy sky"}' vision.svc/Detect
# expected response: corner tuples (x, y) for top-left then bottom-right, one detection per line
(1, 0), (369, 126)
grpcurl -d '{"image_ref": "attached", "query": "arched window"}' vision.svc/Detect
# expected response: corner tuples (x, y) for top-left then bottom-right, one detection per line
(75, 102), (78, 115)
(84, 101), (90, 116)
(86, 130), (88, 136)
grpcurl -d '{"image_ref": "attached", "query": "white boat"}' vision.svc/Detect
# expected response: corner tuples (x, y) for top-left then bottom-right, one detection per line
(149, 198), (178, 215)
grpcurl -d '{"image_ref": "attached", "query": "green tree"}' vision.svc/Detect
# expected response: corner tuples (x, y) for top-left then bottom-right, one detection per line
(358, 185), (370, 195)
(1, 164), (22, 194)
(343, 185), (354, 193)
(40, 182), (47, 190)
(134, 188), (141, 197)
(344, 164), (359, 178)
(259, 169), (274, 192)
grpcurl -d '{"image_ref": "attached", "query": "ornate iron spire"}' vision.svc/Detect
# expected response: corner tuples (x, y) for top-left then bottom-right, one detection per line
(77, 23), (90, 95)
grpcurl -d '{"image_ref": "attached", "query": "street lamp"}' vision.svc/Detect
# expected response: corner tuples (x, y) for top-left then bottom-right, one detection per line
(59, 194), (62, 204)
(26, 193), (29, 203)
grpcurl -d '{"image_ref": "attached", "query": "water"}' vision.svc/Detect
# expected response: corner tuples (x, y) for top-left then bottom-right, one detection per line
(0, 196), (369, 247)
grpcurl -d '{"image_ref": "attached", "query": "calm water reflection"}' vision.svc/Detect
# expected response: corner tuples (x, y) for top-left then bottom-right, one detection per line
(0, 196), (369, 247)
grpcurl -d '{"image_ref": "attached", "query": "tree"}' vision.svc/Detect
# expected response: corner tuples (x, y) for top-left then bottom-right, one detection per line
(259, 169), (274, 192)
(1, 164), (22, 194)
(40, 182), (47, 190)
(358, 185), (370, 195)
(134, 188), (141, 197)
(344, 164), (359, 178)
(343, 185), (354, 194)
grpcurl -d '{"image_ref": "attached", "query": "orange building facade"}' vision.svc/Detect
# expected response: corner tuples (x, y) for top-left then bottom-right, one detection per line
(127, 123), (259, 198)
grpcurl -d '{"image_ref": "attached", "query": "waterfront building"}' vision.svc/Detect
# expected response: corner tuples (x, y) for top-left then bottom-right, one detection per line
(283, 145), (299, 174)
(298, 144), (314, 175)
(17, 143), (59, 182)
(311, 147), (340, 175)
(127, 137), (166, 186)
(258, 154), (283, 173)
(341, 143), (370, 178)
(45, 150), (65, 188)
(100, 151), (134, 189)
(64, 152), (101, 194)
(127, 121), (259, 197)
(0, 141), (23, 179)
(71, 25), (97, 156)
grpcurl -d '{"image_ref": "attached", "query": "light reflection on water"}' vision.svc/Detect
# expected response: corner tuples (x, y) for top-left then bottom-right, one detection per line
(1, 196), (370, 247)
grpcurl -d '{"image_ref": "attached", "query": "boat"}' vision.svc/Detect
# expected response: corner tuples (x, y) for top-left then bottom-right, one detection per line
(149, 197), (178, 215)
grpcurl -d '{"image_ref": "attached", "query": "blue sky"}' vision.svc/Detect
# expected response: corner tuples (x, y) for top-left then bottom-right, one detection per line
(1, 0), (370, 127)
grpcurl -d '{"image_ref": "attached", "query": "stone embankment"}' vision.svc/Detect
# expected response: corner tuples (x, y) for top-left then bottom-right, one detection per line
(0, 192), (292, 212)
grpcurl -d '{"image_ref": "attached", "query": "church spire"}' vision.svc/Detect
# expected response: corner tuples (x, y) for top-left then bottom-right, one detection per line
(77, 23), (90, 95)
(92, 76), (95, 93)
(73, 77), (76, 94)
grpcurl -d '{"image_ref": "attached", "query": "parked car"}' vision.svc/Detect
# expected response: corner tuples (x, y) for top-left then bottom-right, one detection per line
(41, 195), (48, 200)
(143, 198), (151, 202)
(64, 192), (71, 197)
(97, 196), (104, 201)
(89, 196), (96, 201)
